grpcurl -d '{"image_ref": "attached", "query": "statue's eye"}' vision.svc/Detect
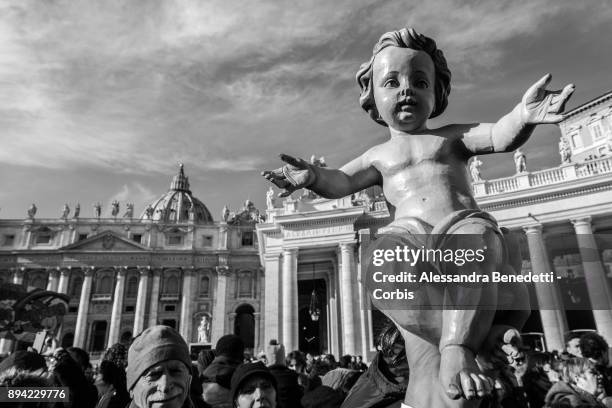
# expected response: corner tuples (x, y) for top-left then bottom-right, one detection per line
(415, 80), (429, 89)
(383, 79), (399, 88)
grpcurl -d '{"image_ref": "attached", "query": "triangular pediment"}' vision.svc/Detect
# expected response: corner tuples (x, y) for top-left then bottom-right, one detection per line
(60, 230), (149, 252)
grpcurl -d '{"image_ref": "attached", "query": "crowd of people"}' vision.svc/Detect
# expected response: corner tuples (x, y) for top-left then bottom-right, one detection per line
(0, 324), (611, 408)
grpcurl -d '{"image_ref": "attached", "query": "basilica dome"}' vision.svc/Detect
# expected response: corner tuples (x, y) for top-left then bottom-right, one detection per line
(140, 164), (214, 223)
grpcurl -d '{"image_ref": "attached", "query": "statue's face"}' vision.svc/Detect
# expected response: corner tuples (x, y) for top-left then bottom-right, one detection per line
(372, 47), (435, 132)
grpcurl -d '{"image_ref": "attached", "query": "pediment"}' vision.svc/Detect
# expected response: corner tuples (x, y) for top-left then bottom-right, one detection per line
(60, 230), (149, 252)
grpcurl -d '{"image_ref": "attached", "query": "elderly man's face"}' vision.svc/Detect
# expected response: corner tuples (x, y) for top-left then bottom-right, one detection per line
(132, 360), (191, 408)
(236, 376), (277, 408)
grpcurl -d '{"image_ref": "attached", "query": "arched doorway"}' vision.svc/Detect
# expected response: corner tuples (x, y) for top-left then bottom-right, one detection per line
(234, 304), (254, 349)
(298, 278), (327, 354)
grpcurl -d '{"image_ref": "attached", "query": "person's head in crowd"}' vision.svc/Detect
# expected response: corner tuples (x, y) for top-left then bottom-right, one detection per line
(566, 332), (583, 358)
(0, 350), (46, 374)
(196, 349), (216, 378)
(244, 352), (253, 363)
(339, 355), (352, 369)
(579, 332), (610, 367)
(102, 342), (128, 371)
(67, 346), (93, 381)
(286, 350), (306, 373)
(357, 355), (364, 364)
(266, 342), (285, 367)
(127, 325), (193, 408)
(94, 360), (128, 398)
(378, 322), (409, 383)
(256, 351), (268, 366)
(216, 334), (245, 362)
(231, 361), (277, 408)
(562, 357), (602, 396)
(305, 353), (314, 364)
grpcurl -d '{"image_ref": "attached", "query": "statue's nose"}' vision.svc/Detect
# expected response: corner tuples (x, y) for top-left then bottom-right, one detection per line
(400, 87), (414, 97)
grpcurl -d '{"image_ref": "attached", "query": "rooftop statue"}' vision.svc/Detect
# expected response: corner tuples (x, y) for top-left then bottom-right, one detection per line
(73, 203), (80, 219)
(469, 156), (483, 182)
(124, 203), (134, 219)
(93, 202), (102, 218)
(111, 200), (120, 218)
(559, 137), (571, 164)
(27, 203), (37, 219)
(263, 27), (574, 408)
(61, 203), (70, 219)
(514, 148), (527, 174)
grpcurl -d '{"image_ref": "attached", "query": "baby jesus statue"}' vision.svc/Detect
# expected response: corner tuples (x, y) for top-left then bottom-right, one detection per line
(263, 28), (574, 408)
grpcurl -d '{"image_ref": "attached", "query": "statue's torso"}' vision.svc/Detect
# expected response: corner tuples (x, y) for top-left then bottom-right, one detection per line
(368, 132), (479, 227)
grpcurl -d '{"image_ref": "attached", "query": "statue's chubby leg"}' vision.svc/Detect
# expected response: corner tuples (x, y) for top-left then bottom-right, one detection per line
(435, 217), (505, 402)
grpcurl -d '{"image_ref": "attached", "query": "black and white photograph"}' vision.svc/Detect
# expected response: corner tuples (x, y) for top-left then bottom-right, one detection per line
(1, 1), (612, 407)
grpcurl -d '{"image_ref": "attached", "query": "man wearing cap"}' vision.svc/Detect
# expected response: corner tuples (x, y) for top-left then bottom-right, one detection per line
(127, 325), (194, 408)
(231, 361), (278, 408)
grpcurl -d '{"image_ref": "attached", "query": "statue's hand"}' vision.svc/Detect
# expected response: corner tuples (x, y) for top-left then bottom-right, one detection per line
(441, 345), (494, 401)
(521, 74), (574, 124)
(261, 154), (316, 197)
(478, 325), (523, 371)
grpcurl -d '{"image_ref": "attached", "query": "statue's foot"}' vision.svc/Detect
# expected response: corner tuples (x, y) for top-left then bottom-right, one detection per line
(440, 345), (494, 401)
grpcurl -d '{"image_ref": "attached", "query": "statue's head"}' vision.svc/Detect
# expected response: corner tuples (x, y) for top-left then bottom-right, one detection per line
(356, 28), (451, 129)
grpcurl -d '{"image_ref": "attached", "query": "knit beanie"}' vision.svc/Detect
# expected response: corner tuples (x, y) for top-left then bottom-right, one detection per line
(215, 334), (244, 361)
(266, 343), (285, 366)
(127, 325), (191, 390)
(230, 362), (277, 403)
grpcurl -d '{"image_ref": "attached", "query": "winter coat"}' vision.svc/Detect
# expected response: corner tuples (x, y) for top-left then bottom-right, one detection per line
(544, 381), (605, 408)
(340, 352), (407, 408)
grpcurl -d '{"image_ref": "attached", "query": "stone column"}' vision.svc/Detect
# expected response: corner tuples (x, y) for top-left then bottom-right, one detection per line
(46, 268), (60, 292)
(74, 268), (94, 348)
(57, 268), (70, 294)
(571, 216), (612, 343)
(339, 243), (357, 355)
(133, 267), (150, 335)
(524, 225), (568, 351)
(263, 253), (282, 347)
(180, 268), (195, 341)
(107, 267), (127, 347)
(282, 248), (298, 352)
(148, 269), (162, 327)
(211, 266), (230, 345)
(328, 269), (340, 356)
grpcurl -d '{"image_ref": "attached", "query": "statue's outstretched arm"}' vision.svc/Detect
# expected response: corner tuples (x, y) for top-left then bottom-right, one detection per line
(460, 74), (574, 156)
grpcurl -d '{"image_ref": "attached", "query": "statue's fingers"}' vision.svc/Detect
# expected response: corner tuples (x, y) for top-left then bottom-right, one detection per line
(557, 84), (575, 112)
(446, 383), (462, 400)
(479, 374), (494, 395)
(470, 373), (486, 397)
(459, 370), (477, 400)
(279, 153), (307, 169)
(525, 73), (552, 96)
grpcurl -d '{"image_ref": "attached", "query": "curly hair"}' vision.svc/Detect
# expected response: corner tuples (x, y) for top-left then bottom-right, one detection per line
(356, 28), (451, 126)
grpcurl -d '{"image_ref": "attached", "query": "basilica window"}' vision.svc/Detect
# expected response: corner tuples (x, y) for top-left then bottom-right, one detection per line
(95, 275), (113, 295)
(241, 231), (254, 247)
(167, 234), (183, 246)
(163, 275), (180, 295)
(70, 276), (83, 297)
(570, 133), (582, 149)
(589, 121), (604, 140)
(237, 271), (254, 298)
(35, 228), (53, 245)
(126, 276), (138, 298)
(29, 274), (46, 289)
(199, 276), (210, 297)
(2, 234), (14, 246)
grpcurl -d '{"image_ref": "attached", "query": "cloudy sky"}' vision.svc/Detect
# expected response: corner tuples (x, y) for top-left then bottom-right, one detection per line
(1, 0), (611, 219)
